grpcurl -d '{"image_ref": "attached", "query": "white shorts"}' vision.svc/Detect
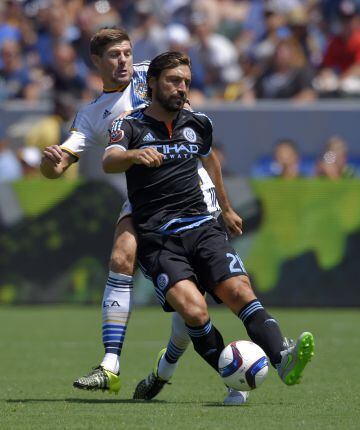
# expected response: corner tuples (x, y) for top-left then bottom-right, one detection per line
(117, 200), (133, 224)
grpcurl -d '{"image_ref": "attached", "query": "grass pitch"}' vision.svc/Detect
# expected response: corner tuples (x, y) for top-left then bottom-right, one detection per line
(0, 306), (359, 430)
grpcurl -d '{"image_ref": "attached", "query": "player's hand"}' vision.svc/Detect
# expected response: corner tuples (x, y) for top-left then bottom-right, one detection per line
(131, 147), (164, 167)
(222, 208), (243, 236)
(42, 145), (63, 165)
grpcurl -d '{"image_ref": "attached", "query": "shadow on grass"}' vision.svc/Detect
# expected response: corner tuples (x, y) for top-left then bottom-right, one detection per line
(5, 398), (220, 405)
(204, 401), (290, 407)
(5, 398), (167, 404)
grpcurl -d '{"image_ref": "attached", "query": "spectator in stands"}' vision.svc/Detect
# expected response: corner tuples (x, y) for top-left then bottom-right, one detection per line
(315, 1), (360, 97)
(271, 138), (303, 178)
(47, 42), (89, 100)
(132, 2), (167, 63)
(286, 6), (326, 68)
(35, 2), (78, 68)
(165, 23), (206, 103)
(251, 37), (317, 101)
(0, 128), (23, 183)
(250, 2), (288, 66)
(26, 92), (77, 151)
(0, 39), (39, 101)
(0, 1), (22, 47)
(316, 135), (357, 178)
(72, 6), (100, 72)
(190, 10), (242, 97)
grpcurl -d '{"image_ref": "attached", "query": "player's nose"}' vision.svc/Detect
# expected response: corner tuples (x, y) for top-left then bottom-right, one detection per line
(178, 80), (187, 91)
(118, 54), (126, 64)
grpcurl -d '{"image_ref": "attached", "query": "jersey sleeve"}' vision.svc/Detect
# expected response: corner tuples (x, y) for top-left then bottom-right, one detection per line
(60, 109), (97, 161)
(198, 114), (213, 157)
(106, 118), (133, 152)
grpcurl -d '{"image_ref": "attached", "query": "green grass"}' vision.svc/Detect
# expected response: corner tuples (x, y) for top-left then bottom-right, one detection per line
(0, 307), (359, 430)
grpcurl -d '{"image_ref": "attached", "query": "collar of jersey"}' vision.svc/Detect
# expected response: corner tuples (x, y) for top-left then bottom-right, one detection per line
(142, 108), (181, 124)
(103, 82), (130, 93)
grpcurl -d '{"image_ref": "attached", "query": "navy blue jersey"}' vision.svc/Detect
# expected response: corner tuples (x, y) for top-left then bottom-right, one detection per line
(106, 108), (213, 233)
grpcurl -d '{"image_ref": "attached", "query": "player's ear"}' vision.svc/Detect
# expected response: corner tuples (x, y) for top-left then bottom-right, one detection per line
(148, 76), (156, 93)
(91, 54), (101, 69)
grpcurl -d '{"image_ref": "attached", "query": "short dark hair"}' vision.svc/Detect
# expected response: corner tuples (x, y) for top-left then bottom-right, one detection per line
(146, 51), (191, 98)
(90, 27), (131, 57)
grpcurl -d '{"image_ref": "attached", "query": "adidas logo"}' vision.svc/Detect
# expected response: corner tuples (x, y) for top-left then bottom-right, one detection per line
(103, 109), (111, 119)
(143, 132), (155, 142)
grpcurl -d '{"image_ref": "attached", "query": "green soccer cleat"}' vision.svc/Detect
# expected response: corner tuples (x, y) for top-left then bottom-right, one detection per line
(73, 365), (120, 394)
(133, 348), (170, 400)
(278, 332), (315, 386)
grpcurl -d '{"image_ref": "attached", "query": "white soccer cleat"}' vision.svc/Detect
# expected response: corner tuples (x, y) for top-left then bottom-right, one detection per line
(223, 388), (249, 406)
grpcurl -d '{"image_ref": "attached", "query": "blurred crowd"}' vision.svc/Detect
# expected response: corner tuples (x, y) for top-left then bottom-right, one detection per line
(1, 0), (360, 184)
(1, 127), (358, 182)
(250, 134), (360, 178)
(2, 0), (360, 103)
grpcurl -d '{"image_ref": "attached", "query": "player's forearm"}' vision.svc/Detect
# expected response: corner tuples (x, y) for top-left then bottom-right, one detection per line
(103, 149), (134, 173)
(202, 153), (232, 212)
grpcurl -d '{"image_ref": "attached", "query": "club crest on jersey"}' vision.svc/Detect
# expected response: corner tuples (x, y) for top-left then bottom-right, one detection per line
(109, 119), (124, 143)
(134, 82), (147, 99)
(157, 273), (169, 290)
(183, 127), (196, 143)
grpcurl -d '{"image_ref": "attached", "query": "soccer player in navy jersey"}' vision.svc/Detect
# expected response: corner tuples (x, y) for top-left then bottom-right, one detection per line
(103, 51), (315, 404)
(40, 28), (245, 403)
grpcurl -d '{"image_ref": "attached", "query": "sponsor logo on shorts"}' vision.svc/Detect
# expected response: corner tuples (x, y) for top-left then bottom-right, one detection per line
(183, 127), (196, 143)
(157, 273), (169, 290)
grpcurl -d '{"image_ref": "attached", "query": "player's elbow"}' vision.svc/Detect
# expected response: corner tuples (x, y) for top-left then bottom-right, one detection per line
(102, 155), (121, 173)
(103, 150), (129, 173)
(102, 156), (112, 173)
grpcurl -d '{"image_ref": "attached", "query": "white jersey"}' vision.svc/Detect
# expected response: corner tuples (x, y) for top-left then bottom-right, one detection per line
(61, 62), (149, 158)
(61, 62), (220, 214)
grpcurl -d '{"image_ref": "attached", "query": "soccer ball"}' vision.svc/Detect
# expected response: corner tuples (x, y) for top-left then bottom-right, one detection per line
(218, 340), (269, 391)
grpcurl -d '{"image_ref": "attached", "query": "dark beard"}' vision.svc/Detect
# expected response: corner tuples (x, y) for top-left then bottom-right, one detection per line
(156, 91), (186, 112)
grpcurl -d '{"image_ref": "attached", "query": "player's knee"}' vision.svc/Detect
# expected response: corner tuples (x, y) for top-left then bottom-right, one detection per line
(109, 251), (135, 275)
(182, 302), (209, 326)
(216, 276), (256, 313)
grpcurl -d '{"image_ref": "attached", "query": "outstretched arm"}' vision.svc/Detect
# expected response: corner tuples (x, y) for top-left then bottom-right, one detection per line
(201, 151), (243, 236)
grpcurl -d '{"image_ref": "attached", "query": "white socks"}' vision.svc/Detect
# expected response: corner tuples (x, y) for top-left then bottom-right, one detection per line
(157, 312), (191, 380)
(100, 271), (133, 374)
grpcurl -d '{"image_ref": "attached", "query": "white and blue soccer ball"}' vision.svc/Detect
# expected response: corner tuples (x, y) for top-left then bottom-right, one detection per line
(218, 340), (269, 391)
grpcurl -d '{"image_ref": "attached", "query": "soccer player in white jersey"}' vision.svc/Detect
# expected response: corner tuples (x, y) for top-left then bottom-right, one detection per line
(40, 28), (246, 404)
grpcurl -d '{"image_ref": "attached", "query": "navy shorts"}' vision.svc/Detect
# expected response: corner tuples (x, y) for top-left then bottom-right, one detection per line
(137, 219), (247, 311)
